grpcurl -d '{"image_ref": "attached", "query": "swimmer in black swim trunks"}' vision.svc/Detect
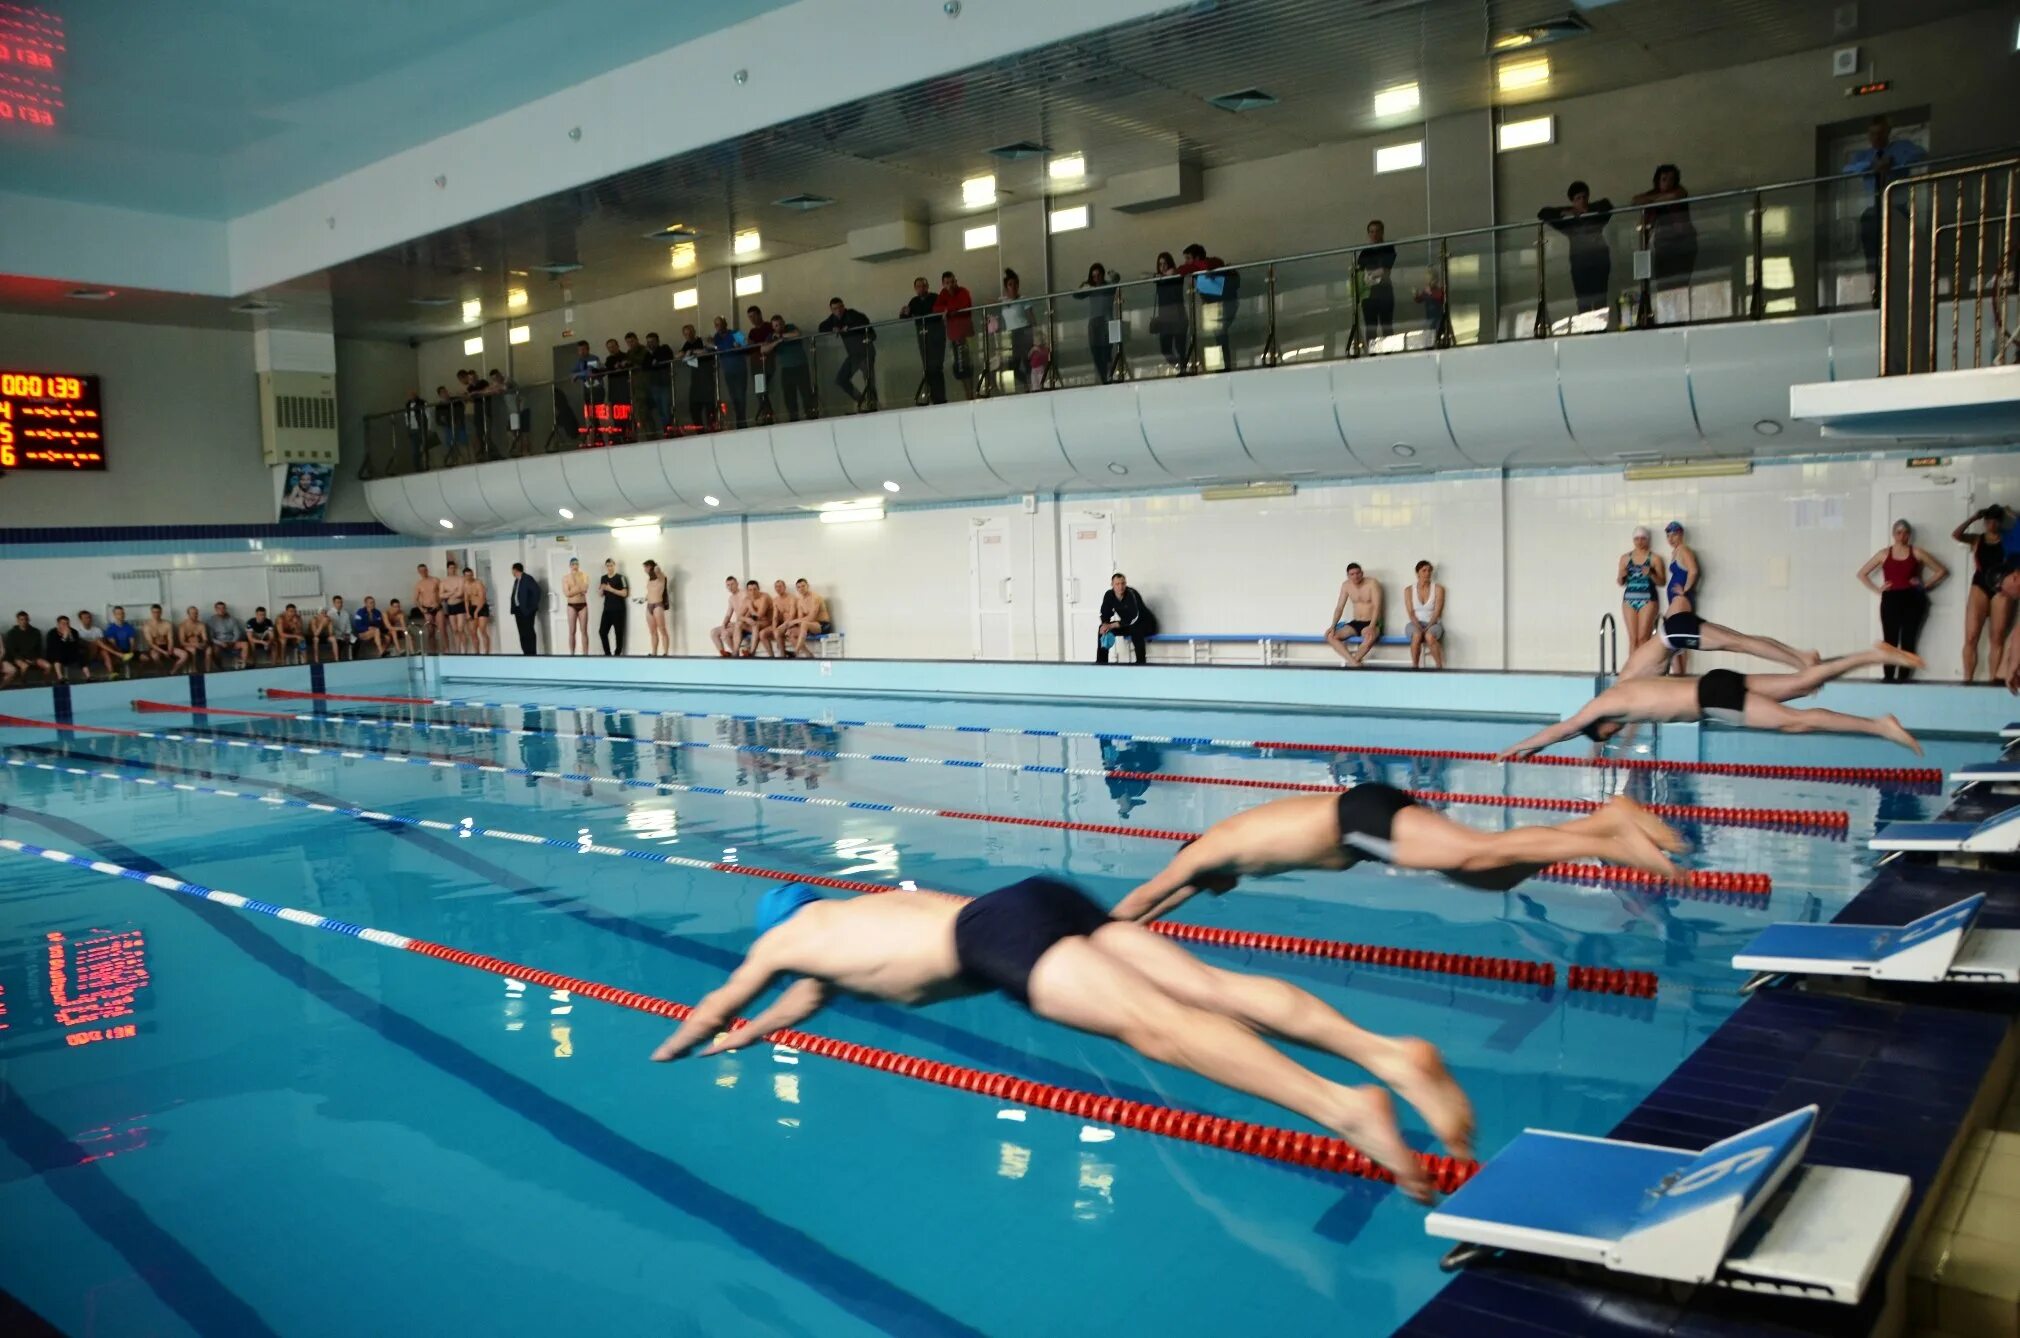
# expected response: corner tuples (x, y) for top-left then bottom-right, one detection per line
(1113, 788), (1686, 925)
(1616, 610), (1819, 681)
(653, 877), (1474, 1201)
(1495, 644), (1925, 759)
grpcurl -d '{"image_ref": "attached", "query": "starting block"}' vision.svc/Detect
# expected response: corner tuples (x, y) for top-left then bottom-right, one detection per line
(1950, 760), (2020, 787)
(1870, 804), (2020, 855)
(2000, 723), (2020, 740)
(1426, 1106), (1908, 1304)
(1733, 894), (2020, 988)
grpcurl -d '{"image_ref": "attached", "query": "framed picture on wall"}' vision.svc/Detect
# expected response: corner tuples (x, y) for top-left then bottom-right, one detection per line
(279, 462), (333, 523)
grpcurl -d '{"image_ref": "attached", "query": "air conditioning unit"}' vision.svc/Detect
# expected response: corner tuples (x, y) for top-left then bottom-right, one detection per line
(258, 370), (338, 465)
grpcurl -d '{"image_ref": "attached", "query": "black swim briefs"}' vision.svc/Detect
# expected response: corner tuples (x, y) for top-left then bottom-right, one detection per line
(1697, 667), (1748, 722)
(1337, 782), (1542, 892)
(952, 877), (1112, 1004)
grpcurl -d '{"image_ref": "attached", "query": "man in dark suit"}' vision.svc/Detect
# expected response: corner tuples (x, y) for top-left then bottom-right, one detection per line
(509, 562), (542, 655)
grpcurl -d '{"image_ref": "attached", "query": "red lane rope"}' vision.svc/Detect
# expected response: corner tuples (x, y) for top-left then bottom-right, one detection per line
(398, 939), (1478, 1192)
(262, 689), (1941, 784)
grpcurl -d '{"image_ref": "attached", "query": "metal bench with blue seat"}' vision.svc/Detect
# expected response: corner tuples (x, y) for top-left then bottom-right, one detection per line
(1426, 1105), (1909, 1305)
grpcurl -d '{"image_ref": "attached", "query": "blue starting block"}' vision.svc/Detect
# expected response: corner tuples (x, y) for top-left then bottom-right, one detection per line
(1870, 804), (2020, 855)
(1733, 894), (2020, 988)
(1426, 1106), (1908, 1304)
(2000, 722), (2020, 740)
(1951, 760), (2020, 786)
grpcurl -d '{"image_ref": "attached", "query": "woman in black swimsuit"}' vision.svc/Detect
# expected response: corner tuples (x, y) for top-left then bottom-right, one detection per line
(1955, 506), (2012, 681)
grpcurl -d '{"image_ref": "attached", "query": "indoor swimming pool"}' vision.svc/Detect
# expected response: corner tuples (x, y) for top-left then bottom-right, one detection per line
(0, 678), (1982, 1336)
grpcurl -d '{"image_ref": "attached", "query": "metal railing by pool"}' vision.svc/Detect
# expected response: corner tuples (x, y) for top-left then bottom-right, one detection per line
(1880, 157), (2019, 375)
(361, 146), (2020, 481)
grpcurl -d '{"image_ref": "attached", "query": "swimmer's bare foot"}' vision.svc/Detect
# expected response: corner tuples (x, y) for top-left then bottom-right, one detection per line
(1802, 649), (1823, 667)
(1606, 825), (1684, 881)
(1601, 795), (1688, 854)
(1875, 714), (1923, 756)
(1330, 1083), (1433, 1203)
(1367, 1037), (1475, 1164)
(1874, 642), (1925, 673)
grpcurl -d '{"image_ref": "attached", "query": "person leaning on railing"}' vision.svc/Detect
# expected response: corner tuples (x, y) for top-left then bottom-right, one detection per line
(1176, 243), (1234, 368)
(901, 277), (948, 405)
(1077, 263), (1119, 384)
(1537, 181), (1615, 317)
(677, 324), (713, 430)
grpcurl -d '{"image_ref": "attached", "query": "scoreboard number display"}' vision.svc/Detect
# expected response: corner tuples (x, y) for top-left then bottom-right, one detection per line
(0, 369), (106, 470)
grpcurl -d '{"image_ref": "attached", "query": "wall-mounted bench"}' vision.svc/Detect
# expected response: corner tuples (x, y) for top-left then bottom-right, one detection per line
(1147, 632), (1413, 666)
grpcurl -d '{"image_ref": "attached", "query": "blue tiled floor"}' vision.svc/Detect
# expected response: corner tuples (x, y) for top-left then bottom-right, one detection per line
(1397, 782), (2019, 1338)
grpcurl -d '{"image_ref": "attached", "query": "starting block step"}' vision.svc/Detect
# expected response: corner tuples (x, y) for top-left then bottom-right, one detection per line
(1951, 760), (2020, 785)
(1734, 894), (2020, 985)
(1871, 804), (2020, 854)
(1426, 1106), (1908, 1304)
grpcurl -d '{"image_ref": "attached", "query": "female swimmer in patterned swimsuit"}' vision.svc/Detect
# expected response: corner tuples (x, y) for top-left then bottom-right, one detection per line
(1617, 526), (1660, 651)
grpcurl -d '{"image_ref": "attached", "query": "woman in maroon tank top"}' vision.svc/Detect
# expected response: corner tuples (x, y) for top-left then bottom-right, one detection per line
(1857, 519), (1948, 681)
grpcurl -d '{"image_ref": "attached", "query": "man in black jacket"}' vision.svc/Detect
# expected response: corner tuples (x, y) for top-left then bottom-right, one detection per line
(819, 297), (877, 410)
(1096, 572), (1155, 664)
(509, 562), (542, 655)
(899, 277), (946, 405)
(1537, 181), (1615, 317)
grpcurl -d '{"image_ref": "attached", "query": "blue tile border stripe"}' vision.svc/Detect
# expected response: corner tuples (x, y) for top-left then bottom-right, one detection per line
(0, 522), (416, 558)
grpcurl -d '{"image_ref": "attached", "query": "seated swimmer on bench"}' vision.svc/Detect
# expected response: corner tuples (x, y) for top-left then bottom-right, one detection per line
(654, 877), (1475, 1201)
(1111, 788), (1686, 924)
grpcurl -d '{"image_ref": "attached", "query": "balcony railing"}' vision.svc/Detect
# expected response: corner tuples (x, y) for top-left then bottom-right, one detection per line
(359, 145), (2020, 480)
(1879, 156), (2018, 375)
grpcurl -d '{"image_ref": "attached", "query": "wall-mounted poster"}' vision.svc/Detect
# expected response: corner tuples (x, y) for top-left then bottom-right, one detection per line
(278, 461), (333, 523)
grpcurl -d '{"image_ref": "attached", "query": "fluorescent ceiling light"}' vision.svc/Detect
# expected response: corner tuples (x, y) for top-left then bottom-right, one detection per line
(506, 288), (527, 309)
(557, 508), (574, 519)
(1374, 141), (1424, 174)
(1049, 205), (1090, 233)
(734, 273), (764, 297)
(1497, 56), (1551, 93)
(507, 324), (530, 345)
(962, 174), (997, 208)
(463, 336), (484, 355)
(668, 241), (697, 271)
(1048, 153), (1085, 181)
(461, 298), (482, 324)
(881, 480), (901, 492)
(438, 518), (455, 529)
(672, 287), (699, 310)
(610, 523), (662, 543)
(1622, 459), (1753, 481)
(819, 506), (885, 526)
(1373, 82), (1419, 117)
(964, 224), (999, 250)
(732, 229), (761, 255)
(1496, 115), (1555, 151)
(702, 495), (721, 507)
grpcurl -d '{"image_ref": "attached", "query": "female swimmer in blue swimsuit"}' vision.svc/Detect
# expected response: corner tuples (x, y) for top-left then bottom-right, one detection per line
(1661, 520), (1700, 671)
(1616, 526), (1660, 651)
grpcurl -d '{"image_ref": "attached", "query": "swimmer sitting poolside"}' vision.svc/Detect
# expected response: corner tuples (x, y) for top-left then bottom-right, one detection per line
(1113, 788), (1686, 926)
(1494, 644), (1924, 759)
(654, 879), (1474, 1201)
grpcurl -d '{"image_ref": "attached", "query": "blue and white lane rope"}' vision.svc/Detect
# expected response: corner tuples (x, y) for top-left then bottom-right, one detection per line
(0, 836), (1475, 1190)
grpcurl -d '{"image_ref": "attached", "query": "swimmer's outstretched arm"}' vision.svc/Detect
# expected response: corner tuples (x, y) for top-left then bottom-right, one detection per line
(1113, 860), (1205, 922)
(652, 952), (783, 1061)
(1495, 698), (1609, 762)
(696, 978), (833, 1057)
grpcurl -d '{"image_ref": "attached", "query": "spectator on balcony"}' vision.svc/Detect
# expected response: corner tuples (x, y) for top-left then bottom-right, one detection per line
(600, 338), (630, 436)
(902, 277), (947, 405)
(2, 611), (52, 685)
(678, 324), (713, 430)
(998, 269), (1035, 393)
(767, 314), (815, 422)
(711, 317), (750, 428)
(489, 369), (529, 457)
(1633, 164), (1697, 315)
(1077, 263), (1119, 384)
(468, 368), (500, 459)
(935, 271), (975, 394)
(432, 385), (456, 459)
(401, 390), (429, 471)
(820, 297), (877, 411)
(1412, 270), (1448, 341)
(623, 332), (653, 441)
(1096, 573), (1155, 665)
(1177, 243), (1235, 369)
(1538, 181), (1615, 317)
(1357, 221), (1398, 344)
(743, 307), (773, 420)
(1151, 252), (1186, 369)
(644, 332), (676, 437)
(1846, 117), (1925, 302)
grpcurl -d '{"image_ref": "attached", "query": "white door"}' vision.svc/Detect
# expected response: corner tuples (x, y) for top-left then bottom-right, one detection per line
(1063, 511), (1114, 662)
(970, 518), (1014, 659)
(1882, 482), (1967, 679)
(547, 547), (582, 652)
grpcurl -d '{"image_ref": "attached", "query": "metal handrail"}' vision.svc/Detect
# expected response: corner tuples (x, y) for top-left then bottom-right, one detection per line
(1597, 612), (1618, 679)
(1880, 155), (2020, 375)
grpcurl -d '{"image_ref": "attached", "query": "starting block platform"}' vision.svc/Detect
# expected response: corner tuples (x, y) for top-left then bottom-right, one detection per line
(1426, 1106), (1908, 1304)
(2000, 723), (2020, 740)
(1951, 759), (2020, 786)
(1870, 804), (2020, 854)
(1733, 893), (2020, 987)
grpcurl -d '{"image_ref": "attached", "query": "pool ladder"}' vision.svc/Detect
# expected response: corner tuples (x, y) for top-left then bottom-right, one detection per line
(1596, 613), (1619, 689)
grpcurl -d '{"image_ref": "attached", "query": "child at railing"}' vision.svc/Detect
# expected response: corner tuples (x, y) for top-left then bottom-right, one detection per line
(1412, 271), (1447, 342)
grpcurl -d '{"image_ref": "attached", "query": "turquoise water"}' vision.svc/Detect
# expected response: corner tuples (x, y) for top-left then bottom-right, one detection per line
(0, 684), (1976, 1336)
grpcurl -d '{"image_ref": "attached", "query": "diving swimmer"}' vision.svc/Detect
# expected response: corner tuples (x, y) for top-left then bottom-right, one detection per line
(1494, 644), (1924, 759)
(653, 879), (1475, 1201)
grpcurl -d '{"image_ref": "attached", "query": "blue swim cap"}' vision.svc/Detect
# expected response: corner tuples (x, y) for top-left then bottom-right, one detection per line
(754, 882), (824, 936)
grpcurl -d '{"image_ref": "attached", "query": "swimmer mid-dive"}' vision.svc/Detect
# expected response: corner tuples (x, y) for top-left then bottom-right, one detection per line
(1618, 609), (1819, 680)
(1494, 644), (1924, 759)
(653, 878), (1474, 1201)
(1111, 788), (1686, 923)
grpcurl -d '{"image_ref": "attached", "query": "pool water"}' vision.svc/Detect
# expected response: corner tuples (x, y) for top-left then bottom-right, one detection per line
(0, 683), (1978, 1336)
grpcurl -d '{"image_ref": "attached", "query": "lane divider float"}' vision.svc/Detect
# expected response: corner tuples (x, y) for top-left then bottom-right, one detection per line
(264, 688), (1940, 786)
(165, 702), (1840, 835)
(0, 729), (1607, 992)
(0, 836), (1476, 1193)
